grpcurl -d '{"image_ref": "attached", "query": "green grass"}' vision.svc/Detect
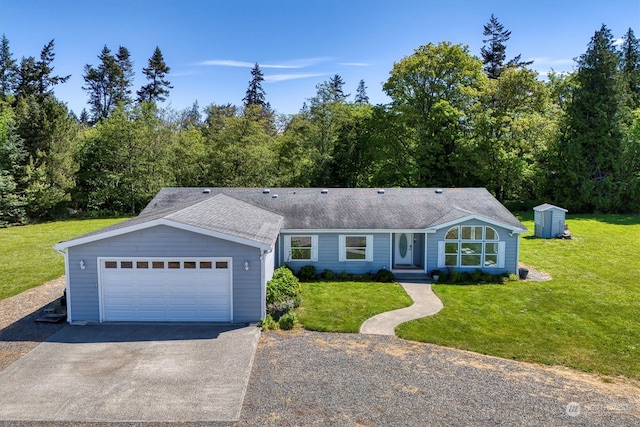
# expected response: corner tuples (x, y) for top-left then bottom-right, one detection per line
(296, 281), (413, 333)
(396, 214), (640, 380)
(0, 218), (128, 301)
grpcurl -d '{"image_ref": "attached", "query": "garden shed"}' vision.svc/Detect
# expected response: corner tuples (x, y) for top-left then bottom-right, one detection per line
(533, 204), (567, 238)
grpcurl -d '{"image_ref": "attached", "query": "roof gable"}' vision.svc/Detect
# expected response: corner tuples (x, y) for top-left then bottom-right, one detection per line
(55, 193), (283, 251)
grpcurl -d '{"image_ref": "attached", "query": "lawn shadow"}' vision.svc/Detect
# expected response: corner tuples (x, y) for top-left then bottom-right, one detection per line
(567, 214), (640, 226)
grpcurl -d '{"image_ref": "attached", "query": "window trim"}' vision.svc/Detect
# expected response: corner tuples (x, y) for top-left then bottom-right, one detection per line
(284, 235), (318, 262)
(438, 226), (504, 268)
(339, 235), (374, 262)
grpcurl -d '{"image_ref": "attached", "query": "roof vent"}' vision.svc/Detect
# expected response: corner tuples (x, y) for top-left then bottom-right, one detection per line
(321, 189), (329, 194)
(435, 189), (443, 194)
(203, 188), (211, 194)
(262, 188), (270, 194)
(377, 189), (385, 194)
(271, 194), (278, 199)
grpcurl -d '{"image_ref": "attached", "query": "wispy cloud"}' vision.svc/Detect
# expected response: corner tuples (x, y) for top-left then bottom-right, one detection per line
(199, 57), (331, 69)
(338, 62), (370, 67)
(613, 38), (624, 47)
(527, 57), (574, 66)
(264, 73), (327, 83)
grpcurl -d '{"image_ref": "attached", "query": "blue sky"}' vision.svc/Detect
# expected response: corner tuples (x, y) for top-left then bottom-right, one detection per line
(1, 0), (638, 116)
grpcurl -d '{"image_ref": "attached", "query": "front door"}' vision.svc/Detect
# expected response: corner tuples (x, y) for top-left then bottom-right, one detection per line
(394, 233), (413, 266)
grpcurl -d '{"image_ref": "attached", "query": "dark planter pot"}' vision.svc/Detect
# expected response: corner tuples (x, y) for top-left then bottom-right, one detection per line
(518, 268), (529, 280)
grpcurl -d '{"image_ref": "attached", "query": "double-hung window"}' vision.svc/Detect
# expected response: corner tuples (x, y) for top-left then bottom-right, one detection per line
(339, 235), (373, 262)
(439, 226), (504, 268)
(284, 235), (318, 262)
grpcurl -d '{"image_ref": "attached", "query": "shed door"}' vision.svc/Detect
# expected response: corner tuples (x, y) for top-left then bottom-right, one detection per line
(100, 258), (232, 322)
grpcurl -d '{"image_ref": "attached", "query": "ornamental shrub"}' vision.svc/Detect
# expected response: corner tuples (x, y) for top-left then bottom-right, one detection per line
(375, 269), (395, 283)
(278, 312), (296, 330)
(266, 266), (301, 305)
(298, 264), (317, 281)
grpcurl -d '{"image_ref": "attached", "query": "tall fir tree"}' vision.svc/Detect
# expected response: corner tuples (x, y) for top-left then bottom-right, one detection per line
(243, 63), (267, 107)
(620, 28), (640, 109)
(137, 46), (172, 103)
(480, 14), (532, 78)
(115, 46), (135, 106)
(83, 45), (134, 122)
(15, 40), (69, 99)
(549, 25), (630, 212)
(328, 74), (348, 102)
(0, 35), (18, 99)
(354, 79), (369, 104)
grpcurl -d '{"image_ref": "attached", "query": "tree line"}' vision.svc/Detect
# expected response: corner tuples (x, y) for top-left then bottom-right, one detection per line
(1, 16), (639, 226)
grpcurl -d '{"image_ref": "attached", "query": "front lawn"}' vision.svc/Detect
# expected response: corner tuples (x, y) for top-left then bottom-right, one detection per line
(396, 214), (640, 380)
(296, 281), (413, 333)
(0, 218), (128, 301)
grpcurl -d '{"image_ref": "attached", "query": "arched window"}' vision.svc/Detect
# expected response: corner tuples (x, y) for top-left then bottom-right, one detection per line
(441, 226), (503, 268)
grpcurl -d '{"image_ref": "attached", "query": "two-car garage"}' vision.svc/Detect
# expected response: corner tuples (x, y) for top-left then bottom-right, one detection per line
(99, 257), (232, 322)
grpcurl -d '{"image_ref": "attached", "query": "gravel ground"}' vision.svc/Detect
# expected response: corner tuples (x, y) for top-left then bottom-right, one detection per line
(2, 279), (639, 427)
(0, 277), (67, 372)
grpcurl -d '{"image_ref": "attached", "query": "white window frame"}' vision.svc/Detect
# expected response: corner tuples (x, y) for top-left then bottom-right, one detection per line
(284, 235), (318, 262)
(437, 226), (504, 268)
(339, 235), (374, 262)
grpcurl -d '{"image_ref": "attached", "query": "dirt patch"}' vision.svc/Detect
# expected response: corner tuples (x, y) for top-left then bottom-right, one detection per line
(519, 262), (552, 282)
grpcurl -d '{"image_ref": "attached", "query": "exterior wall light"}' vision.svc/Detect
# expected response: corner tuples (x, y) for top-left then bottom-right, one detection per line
(79, 260), (86, 270)
(244, 261), (249, 271)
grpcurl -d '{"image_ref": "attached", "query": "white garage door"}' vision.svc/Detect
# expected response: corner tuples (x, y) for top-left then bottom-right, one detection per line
(99, 258), (232, 322)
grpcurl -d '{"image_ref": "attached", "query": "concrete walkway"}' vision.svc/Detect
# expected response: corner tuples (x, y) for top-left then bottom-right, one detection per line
(360, 283), (443, 336)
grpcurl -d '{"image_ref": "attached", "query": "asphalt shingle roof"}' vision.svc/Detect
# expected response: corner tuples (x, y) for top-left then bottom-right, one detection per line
(143, 187), (526, 231)
(59, 187), (526, 249)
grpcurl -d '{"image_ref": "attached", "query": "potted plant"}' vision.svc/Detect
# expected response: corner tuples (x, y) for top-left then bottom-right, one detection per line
(430, 269), (442, 282)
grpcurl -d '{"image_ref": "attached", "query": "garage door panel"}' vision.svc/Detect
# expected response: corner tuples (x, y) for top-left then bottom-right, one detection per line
(100, 258), (232, 322)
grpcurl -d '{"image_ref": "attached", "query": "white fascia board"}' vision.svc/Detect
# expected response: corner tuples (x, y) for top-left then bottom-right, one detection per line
(427, 215), (527, 234)
(53, 218), (272, 251)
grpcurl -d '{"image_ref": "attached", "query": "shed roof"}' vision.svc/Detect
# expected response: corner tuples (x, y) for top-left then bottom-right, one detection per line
(533, 203), (568, 213)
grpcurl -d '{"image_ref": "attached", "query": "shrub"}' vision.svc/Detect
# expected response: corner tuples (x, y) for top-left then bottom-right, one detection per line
(375, 269), (395, 283)
(259, 314), (277, 330)
(266, 266), (301, 305)
(298, 264), (317, 281)
(339, 270), (350, 280)
(278, 312), (296, 330)
(320, 269), (335, 280)
(267, 299), (296, 320)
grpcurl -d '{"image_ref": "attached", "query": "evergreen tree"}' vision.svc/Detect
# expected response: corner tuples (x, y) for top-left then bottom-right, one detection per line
(35, 40), (70, 97)
(548, 25), (630, 212)
(16, 40), (69, 99)
(328, 74), (348, 102)
(115, 46), (134, 106)
(137, 46), (172, 103)
(480, 14), (532, 79)
(620, 28), (640, 109)
(354, 79), (369, 104)
(83, 45), (134, 122)
(243, 63), (267, 107)
(0, 35), (18, 99)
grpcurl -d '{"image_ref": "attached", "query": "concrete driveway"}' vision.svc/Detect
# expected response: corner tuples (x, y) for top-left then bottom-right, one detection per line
(0, 323), (260, 423)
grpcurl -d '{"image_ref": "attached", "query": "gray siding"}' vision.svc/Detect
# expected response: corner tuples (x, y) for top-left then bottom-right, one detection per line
(276, 233), (392, 275)
(67, 225), (263, 322)
(535, 208), (566, 238)
(425, 219), (520, 275)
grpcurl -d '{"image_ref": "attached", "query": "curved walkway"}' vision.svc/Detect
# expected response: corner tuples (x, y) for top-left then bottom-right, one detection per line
(360, 283), (443, 336)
